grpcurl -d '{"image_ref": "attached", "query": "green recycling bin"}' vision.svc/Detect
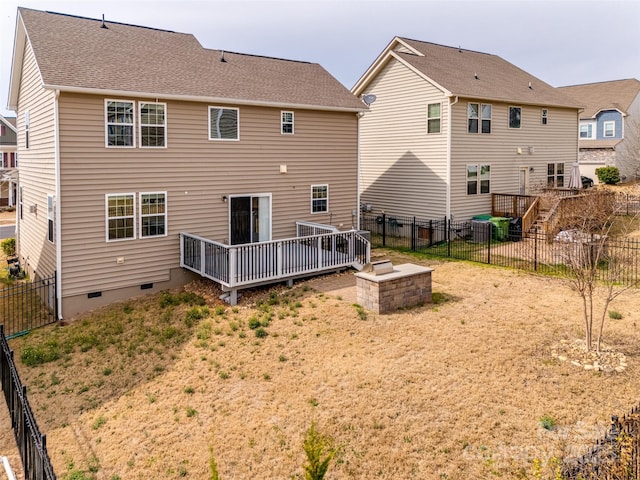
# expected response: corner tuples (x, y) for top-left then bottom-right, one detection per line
(489, 217), (510, 241)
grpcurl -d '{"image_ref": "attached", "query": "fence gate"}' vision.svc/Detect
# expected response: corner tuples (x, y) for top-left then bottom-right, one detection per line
(0, 273), (57, 339)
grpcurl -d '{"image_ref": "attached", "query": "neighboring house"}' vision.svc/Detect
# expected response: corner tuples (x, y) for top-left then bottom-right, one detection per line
(8, 8), (367, 318)
(0, 114), (18, 207)
(352, 37), (582, 220)
(558, 79), (640, 183)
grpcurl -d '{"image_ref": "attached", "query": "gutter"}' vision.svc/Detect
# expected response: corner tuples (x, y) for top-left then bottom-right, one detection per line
(446, 96), (458, 218)
(40, 84), (367, 114)
(54, 89), (62, 320)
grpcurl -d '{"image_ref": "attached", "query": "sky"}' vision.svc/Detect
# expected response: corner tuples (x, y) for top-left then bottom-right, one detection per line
(1, 0), (639, 117)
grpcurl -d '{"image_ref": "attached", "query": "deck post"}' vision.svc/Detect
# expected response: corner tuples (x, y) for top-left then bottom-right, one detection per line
(277, 243), (283, 277)
(199, 239), (206, 275)
(317, 236), (323, 269)
(229, 248), (237, 286)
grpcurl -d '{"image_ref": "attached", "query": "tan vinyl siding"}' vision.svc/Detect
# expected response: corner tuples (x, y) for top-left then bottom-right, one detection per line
(57, 93), (358, 298)
(359, 58), (449, 218)
(15, 40), (57, 278)
(450, 100), (578, 219)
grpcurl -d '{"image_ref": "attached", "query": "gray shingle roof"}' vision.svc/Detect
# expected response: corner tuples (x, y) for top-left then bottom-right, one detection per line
(558, 79), (640, 119)
(18, 8), (365, 111)
(388, 38), (581, 108)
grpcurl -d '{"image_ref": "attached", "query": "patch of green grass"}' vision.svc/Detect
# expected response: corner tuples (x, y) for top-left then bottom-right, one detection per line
(21, 340), (61, 366)
(255, 327), (268, 338)
(352, 304), (367, 320)
(185, 407), (197, 418)
(609, 310), (623, 320)
(92, 416), (106, 430)
(539, 414), (557, 431)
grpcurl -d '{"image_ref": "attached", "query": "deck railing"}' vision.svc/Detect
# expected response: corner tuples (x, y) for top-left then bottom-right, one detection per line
(180, 229), (370, 288)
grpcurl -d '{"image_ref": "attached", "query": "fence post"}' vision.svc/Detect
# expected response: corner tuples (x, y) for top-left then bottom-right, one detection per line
(446, 217), (451, 257)
(486, 220), (491, 264)
(382, 212), (386, 247)
(411, 217), (416, 251)
(534, 233), (538, 271)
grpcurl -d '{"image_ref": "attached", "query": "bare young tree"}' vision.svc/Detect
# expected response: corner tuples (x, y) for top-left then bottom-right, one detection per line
(555, 190), (637, 353)
(616, 118), (640, 183)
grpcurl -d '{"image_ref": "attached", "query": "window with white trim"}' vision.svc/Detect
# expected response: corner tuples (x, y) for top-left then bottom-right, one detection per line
(603, 121), (615, 138)
(547, 163), (564, 187)
(140, 192), (167, 237)
(106, 100), (135, 147)
(509, 107), (521, 129)
(580, 123), (595, 139)
(427, 103), (441, 133)
(19, 186), (23, 220)
(106, 193), (135, 241)
(209, 107), (239, 140)
(47, 194), (55, 244)
(311, 185), (328, 213)
(468, 103), (491, 133)
(541, 109), (548, 125)
(466, 164), (491, 195)
(140, 102), (166, 147)
(281, 111), (294, 134)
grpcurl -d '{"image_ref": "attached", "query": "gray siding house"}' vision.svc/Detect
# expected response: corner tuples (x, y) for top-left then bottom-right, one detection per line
(559, 79), (640, 183)
(8, 8), (368, 318)
(352, 37), (581, 221)
(0, 114), (18, 207)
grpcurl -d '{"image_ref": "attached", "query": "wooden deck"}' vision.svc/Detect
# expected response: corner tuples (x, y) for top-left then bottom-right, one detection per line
(180, 224), (370, 304)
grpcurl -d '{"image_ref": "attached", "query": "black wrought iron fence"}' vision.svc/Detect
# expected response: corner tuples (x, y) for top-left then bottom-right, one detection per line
(361, 212), (640, 288)
(0, 274), (57, 339)
(563, 408), (640, 479)
(0, 324), (57, 480)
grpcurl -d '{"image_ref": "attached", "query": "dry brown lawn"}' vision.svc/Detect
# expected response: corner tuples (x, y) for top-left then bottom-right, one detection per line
(2, 250), (640, 480)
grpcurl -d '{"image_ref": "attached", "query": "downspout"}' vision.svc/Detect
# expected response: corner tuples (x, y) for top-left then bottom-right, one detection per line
(356, 111), (363, 230)
(53, 90), (62, 320)
(446, 96), (458, 219)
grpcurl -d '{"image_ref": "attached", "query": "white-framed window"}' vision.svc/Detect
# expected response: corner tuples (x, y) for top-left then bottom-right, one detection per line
(24, 111), (30, 149)
(106, 100), (135, 147)
(468, 103), (491, 133)
(140, 102), (166, 147)
(547, 163), (565, 187)
(311, 184), (328, 213)
(541, 109), (548, 125)
(466, 164), (491, 195)
(106, 193), (135, 241)
(19, 185), (23, 220)
(579, 122), (595, 139)
(47, 194), (55, 244)
(603, 121), (615, 138)
(427, 103), (441, 134)
(140, 192), (167, 237)
(281, 111), (294, 134)
(509, 106), (521, 129)
(209, 106), (239, 140)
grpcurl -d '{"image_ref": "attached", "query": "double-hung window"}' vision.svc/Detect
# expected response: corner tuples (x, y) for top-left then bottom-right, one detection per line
(580, 123), (594, 139)
(140, 192), (167, 237)
(541, 109), (548, 125)
(47, 194), (55, 244)
(311, 185), (328, 213)
(140, 103), (166, 147)
(106, 100), (135, 147)
(467, 165), (491, 195)
(547, 163), (564, 187)
(24, 111), (30, 149)
(509, 107), (522, 129)
(106, 193), (135, 241)
(603, 121), (615, 138)
(468, 103), (491, 133)
(209, 107), (239, 140)
(427, 103), (441, 134)
(281, 111), (294, 134)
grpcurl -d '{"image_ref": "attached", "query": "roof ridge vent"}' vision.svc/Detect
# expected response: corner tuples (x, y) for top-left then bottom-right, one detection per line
(221, 50), (227, 63)
(101, 14), (108, 29)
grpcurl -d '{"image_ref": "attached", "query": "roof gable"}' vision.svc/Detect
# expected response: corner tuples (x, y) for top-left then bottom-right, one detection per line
(558, 79), (640, 119)
(354, 36), (581, 109)
(9, 8), (365, 112)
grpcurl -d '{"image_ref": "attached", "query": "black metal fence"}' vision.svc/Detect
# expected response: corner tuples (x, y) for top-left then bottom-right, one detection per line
(615, 193), (640, 216)
(0, 324), (57, 480)
(563, 407), (640, 479)
(361, 212), (640, 287)
(0, 274), (57, 339)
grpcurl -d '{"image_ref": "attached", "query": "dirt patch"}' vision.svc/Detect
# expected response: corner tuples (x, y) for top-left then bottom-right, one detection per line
(2, 252), (640, 479)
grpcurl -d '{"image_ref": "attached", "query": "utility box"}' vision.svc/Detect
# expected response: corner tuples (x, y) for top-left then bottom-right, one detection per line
(472, 220), (492, 243)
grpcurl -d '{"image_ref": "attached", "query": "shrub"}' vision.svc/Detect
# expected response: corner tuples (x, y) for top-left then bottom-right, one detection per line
(595, 166), (620, 185)
(539, 414), (557, 431)
(21, 340), (61, 366)
(609, 310), (623, 320)
(303, 422), (338, 480)
(1, 237), (15, 256)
